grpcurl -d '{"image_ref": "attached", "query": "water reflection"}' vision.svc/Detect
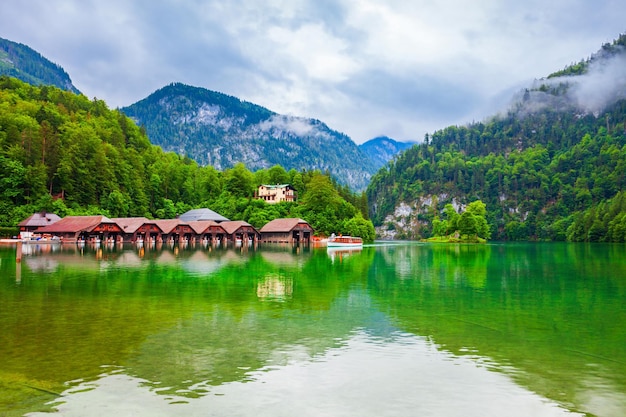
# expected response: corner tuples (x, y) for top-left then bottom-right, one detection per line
(1, 242), (625, 416)
(1, 243), (364, 415)
(257, 274), (293, 301)
(327, 247), (362, 263)
(377, 242), (491, 287)
(17, 242), (261, 275)
(369, 242), (626, 417)
(26, 331), (582, 417)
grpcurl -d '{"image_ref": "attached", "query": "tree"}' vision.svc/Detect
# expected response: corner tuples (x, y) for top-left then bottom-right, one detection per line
(343, 213), (376, 243)
(0, 155), (26, 204)
(155, 198), (176, 219)
(505, 220), (528, 241)
(443, 204), (459, 235)
(432, 216), (448, 237)
(267, 165), (290, 184)
(103, 190), (130, 218)
(466, 200), (491, 239)
(466, 200), (486, 217)
(223, 162), (254, 198)
(299, 173), (342, 213)
(149, 173), (162, 212)
(458, 211), (478, 238)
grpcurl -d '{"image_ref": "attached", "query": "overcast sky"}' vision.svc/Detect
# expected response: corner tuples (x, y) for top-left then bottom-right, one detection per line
(1, 1), (624, 144)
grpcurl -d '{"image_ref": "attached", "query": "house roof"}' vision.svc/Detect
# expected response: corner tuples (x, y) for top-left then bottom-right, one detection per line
(37, 215), (115, 233)
(112, 217), (153, 234)
(18, 212), (62, 228)
(178, 208), (229, 222)
(260, 184), (291, 189)
(260, 218), (312, 233)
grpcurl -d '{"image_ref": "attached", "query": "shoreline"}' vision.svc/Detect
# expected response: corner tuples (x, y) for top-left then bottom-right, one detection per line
(0, 239), (63, 244)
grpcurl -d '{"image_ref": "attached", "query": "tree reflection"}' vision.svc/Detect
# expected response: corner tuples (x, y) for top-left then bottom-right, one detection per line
(368, 242), (626, 416)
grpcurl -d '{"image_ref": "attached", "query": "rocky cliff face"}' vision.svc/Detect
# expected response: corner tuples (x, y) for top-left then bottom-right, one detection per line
(375, 195), (466, 240)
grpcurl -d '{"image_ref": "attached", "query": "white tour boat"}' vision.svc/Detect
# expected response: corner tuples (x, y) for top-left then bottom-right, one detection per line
(327, 234), (363, 248)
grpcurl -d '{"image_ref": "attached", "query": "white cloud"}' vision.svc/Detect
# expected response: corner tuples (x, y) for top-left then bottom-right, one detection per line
(266, 23), (360, 82)
(260, 115), (316, 136)
(516, 51), (626, 117)
(345, 0), (488, 69)
(572, 53), (626, 114)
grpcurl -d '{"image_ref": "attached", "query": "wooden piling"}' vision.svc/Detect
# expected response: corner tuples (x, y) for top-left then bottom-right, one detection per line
(16, 241), (22, 263)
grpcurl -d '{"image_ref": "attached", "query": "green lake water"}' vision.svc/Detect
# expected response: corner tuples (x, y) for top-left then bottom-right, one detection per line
(1, 241), (625, 416)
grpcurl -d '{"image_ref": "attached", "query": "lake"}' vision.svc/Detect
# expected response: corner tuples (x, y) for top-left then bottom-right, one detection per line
(1, 241), (625, 416)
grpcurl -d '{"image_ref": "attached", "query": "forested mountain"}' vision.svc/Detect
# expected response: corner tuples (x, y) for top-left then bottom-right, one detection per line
(0, 36), (399, 192)
(367, 33), (626, 242)
(121, 83), (376, 191)
(0, 76), (375, 241)
(358, 136), (415, 171)
(0, 37), (80, 94)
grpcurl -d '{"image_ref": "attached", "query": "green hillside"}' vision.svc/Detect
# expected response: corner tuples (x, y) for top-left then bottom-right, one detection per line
(0, 37), (80, 94)
(367, 34), (626, 242)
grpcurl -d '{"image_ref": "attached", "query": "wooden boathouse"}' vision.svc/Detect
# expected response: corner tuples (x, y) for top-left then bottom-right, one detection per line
(221, 221), (261, 245)
(36, 215), (123, 243)
(19, 210), (314, 247)
(18, 212), (62, 239)
(113, 217), (161, 243)
(259, 218), (313, 244)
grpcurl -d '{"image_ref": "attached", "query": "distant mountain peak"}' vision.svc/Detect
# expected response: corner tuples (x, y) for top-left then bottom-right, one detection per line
(0, 37), (80, 94)
(359, 136), (415, 170)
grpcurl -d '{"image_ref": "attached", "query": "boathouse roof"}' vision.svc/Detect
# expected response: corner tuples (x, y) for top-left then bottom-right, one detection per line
(153, 219), (182, 234)
(18, 212), (62, 228)
(186, 220), (220, 234)
(37, 215), (115, 233)
(178, 208), (229, 223)
(220, 220), (258, 235)
(112, 217), (153, 234)
(259, 218), (312, 233)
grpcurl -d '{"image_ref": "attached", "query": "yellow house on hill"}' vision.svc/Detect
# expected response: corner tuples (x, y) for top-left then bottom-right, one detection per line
(256, 184), (296, 204)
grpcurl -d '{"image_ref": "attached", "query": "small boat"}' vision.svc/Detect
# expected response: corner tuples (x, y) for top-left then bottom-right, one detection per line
(327, 234), (363, 247)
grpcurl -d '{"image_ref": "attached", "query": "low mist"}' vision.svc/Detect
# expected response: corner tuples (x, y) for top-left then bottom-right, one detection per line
(511, 45), (626, 117)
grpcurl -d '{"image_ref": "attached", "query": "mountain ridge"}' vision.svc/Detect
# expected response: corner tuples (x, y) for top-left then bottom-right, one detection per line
(121, 82), (379, 190)
(0, 37), (80, 94)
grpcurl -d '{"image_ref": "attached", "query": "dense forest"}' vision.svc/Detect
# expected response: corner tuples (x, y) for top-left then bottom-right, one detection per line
(0, 76), (375, 241)
(367, 34), (626, 242)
